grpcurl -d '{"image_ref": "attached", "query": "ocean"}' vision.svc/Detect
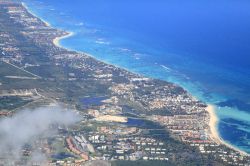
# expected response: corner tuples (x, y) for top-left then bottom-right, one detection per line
(22, 0), (250, 153)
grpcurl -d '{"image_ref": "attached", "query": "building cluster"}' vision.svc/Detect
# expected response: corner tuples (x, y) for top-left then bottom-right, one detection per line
(98, 126), (138, 136)
(66, 136), (91, 161)
(151, 114), (209, 142)
(1, 0), (250, 165)
(150, 114), (250, 165)
(110, 80), (207, 115)
(0, 28), (23, 64)
(86, 129), (169, 162)
(0, 88), (39, 97)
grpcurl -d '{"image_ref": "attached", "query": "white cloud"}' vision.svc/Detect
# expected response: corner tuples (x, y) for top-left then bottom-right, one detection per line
(0, 105), (79, 164)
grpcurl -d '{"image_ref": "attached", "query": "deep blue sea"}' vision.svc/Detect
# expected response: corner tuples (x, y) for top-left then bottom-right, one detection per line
(23, 0), (250, 153)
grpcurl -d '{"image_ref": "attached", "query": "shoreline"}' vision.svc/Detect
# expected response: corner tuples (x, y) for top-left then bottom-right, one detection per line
(53, 32), (75, 48)
(207, 104), (249, 156)
(22, 1), (249, 157)
(206, 105), (221, 144)
(21, 2), (51, 27)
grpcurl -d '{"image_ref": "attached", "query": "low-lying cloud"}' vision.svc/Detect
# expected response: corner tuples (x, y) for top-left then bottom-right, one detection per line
(0, 105), (80, 164)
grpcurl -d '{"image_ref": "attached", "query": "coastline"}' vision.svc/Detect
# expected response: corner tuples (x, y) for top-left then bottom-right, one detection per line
(21, 1), (249, 157)
(53, 32), (75, 48)
(21, 2), (51, 27)
(206, 105), (221, 144)
(207, 105), (249, 156)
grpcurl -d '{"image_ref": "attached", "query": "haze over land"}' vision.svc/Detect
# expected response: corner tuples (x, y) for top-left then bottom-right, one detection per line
(0, 105), (79, 162)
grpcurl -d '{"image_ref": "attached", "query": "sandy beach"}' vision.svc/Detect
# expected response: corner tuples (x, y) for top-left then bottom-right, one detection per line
(53, 32), (74, 48)
(207, 104), (249, 156)
(207, 105), (221, 143)
(22, 2), (75, 49)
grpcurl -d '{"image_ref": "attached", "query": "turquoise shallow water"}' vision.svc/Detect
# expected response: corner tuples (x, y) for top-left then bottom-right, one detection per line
(23, 0), (250, 153)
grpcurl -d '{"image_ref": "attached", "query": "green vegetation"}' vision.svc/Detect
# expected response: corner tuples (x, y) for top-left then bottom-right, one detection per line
(0, 96), (31, 110)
